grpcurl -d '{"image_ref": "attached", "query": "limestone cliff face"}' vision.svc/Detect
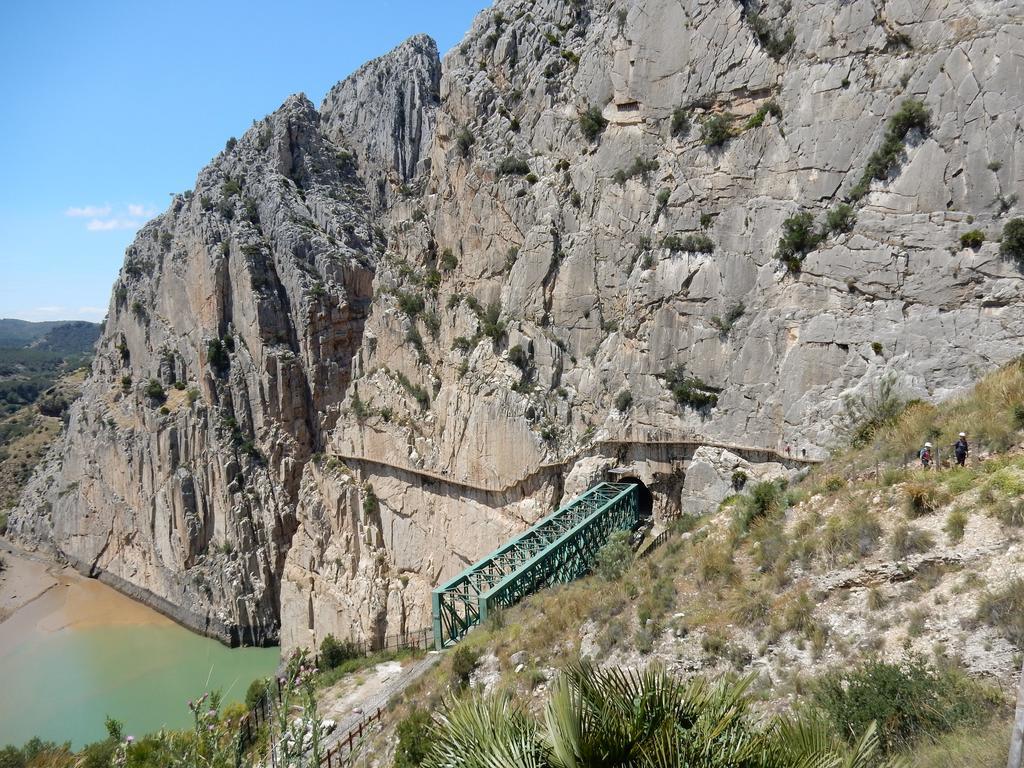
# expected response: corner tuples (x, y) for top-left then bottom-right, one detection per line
(9, 38), (437, 644)
(13, 1), (1024, 649)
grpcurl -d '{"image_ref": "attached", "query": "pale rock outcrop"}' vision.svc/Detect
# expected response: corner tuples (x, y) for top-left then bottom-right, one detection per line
(12, 0), (1024, 650)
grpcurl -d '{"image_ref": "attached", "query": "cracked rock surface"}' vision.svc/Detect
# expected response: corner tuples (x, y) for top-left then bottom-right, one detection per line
(10, 0), (1024, 650)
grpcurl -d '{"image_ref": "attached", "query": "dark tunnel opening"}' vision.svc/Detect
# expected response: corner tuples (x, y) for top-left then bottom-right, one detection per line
(616, 475), (654, 523)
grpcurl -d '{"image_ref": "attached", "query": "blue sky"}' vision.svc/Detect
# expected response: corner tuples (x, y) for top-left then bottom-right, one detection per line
(0, 0), (488, 322)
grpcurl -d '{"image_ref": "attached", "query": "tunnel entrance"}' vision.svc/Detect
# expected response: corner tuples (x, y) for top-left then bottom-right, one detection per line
(610, 473), (654, 522)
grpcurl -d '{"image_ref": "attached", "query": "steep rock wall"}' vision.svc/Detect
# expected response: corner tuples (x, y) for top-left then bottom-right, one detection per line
(12, 0), (1024, 651)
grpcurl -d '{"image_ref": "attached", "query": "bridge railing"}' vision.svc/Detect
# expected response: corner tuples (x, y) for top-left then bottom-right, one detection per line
(479, 482), (637, 622)
(432, 482), (638, 648)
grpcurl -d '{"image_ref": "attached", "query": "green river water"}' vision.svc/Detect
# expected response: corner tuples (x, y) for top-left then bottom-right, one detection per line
(0, 551), (279, 750)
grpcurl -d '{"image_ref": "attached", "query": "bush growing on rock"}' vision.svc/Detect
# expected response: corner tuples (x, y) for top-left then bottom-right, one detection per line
(975, 577), (1024, 646)
(497, 156), (530, 176)
(1000, 218), (1024, 268)
(663, 233), (714, 253)
(614, 389), (633, 412)
(811, 657), (1002, 755)
(824, 203), (856, 235)
(659, 365), (719, 410)
(889, 522), (935, 559)
(578, 105), (608, 141)
(448, 644), (481, 692)
(746, 13), (795, 59)
(745, 100), (782, 129)
(775, 211), (822, 273)
(850, 99), (930, 201)
(594, 530), (634, 580)
(613, 156), (659, 184)
(959, 229), (985, 249)
(670, 107), (690, 137)
(710, 302), (745, 334)
(319, 634), (360, 670)
(455, 127), (475, 157)
(395, 707), (437, 768)
(144, 379), (166, 403)
(700, 114), (734, 147)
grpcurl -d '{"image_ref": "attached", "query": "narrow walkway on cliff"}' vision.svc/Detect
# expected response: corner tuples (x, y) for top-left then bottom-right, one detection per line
(327, 436), (821, 497)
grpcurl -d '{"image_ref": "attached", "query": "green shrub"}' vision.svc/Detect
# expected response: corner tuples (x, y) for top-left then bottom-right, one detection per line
(394, 706), (436, 768)
(733, 480), (785, 533)
(594, 530), (634, 580)
(120, 375), (132, 392)
(456, 127), (475, 157)
(824, 203), (856, 235)
(507, 344), (529, 370)
(960, 229), (985, 249)
(975, 577), (1024, 646)
(497, 156), (530, 176)
(776, 211), (822, 274)
(222, 178), (242, 198)
(812, 657), (1002, 755)
(840, 372), (907, 448)
(670, 107), (689, 137)
(579, 105), (608, 141)
(362, 484), (379, 516)
(746, 13), (795, 59)
(890, 522), (935, 558)
(320, 634), (360, 670)
(440, 249), (458, 271)
(745, 100), (781, 129)
(663, 233), (714, 253)
(701, 114), (734, 147)
(614, 389), (633, 412)
(207, 338), (230, 375)
(613, 156), (659, 184)
(144, 379), (166, 403)
(1000, 218), (1024, 269)
(710, 302), (745, 334)
(480, 301), (505, 342)
(944, 508), (968, 543)
(904, 481), (950, 517)
(244, 677), (267, 709)
(225, 137), (237, 152)
(820, 506), (882, 563)
(850, 99), (931, 201)
(449, 644), (481, 691)
(397, 291), (425, 317)
(659, 364), (719, 410)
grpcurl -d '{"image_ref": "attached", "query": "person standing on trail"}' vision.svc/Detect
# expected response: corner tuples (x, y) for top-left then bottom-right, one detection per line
(919, 442), (933, 469)
(954, 432), (969, 467)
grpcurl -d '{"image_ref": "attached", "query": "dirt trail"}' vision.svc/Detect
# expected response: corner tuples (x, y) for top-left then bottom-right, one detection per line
(320, 652), (442, 756)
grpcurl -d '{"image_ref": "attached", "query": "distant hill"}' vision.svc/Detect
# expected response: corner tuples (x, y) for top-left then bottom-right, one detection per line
(0, 319), (100, 417)
(0, 319), (100, 352)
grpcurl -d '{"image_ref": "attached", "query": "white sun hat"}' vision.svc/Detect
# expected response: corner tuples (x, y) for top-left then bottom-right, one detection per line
(925, 442), (932, 447)
(959, 432), (966, 437)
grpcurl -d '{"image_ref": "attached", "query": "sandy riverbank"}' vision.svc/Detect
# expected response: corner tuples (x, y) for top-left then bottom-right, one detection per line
(0, 539), (172, 631)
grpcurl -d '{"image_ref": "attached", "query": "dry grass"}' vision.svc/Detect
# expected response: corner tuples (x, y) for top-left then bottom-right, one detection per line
(907, 716), (1010, 768)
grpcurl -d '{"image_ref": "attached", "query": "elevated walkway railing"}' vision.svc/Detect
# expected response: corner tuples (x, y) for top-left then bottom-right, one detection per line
(431, 482), (638, 649)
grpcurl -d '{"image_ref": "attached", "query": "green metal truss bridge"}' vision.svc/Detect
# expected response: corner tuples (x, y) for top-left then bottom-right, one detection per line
(432, 482), (640, 649)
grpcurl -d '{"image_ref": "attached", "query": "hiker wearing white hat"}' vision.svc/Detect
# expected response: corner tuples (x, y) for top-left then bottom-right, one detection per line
(919, 441), (933, 469)
(955, 432), (969, 467)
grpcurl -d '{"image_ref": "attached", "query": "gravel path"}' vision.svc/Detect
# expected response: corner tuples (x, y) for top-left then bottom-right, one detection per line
(320, 652), (443, 760)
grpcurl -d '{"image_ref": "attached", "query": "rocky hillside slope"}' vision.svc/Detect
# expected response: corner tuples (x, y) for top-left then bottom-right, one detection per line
(10, 0), (1024, 649)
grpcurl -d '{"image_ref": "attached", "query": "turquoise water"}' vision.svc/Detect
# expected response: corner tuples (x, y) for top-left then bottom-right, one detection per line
(0, 563), (279, 749)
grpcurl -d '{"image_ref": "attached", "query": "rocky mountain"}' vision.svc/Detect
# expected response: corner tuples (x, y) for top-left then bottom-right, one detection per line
(10, 0), (1024, 650)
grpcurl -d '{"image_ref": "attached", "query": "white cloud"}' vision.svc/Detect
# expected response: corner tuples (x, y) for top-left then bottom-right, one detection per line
(67, 202), (156, 232)
(77, 306), (106, 317)
(86, 218), (141, 231)
(127, 203), (156, 217)
(66, 204), (112, 218)
(34, 306), (66, 315)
